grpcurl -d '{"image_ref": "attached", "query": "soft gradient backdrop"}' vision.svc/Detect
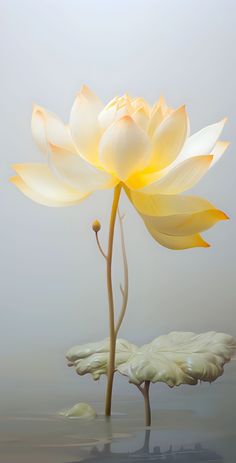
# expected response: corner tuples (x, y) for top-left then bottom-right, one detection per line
(0, 0), (235, 406)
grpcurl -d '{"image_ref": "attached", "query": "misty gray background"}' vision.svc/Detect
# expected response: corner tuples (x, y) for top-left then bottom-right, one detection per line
(0, 0), (235, 406)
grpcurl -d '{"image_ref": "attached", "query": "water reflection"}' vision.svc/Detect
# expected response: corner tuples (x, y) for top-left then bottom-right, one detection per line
(67, 430), (223, 462)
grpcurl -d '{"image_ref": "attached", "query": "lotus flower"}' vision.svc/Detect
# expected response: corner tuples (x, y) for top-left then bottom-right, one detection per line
(11, 85), (229, 250)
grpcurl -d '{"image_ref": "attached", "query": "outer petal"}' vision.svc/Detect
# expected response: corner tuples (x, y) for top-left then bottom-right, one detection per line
(11, 163), (89, 207)
(141, 208), (227, 237)
(69, 85), (103, 165)
(49, 144), (117, 193)
(138, 155), (213, 194)
(31, 105), (74, 155)
(127, 189), (216, 216)
(99, 116), (151, 181)
(148, 106), (188, 171)
(126, 188), (228, 245)
(178, 118), (227, 162)
(143, 225), (209, 250)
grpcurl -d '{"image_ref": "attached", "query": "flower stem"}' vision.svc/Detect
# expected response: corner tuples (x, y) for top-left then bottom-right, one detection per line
(137, 381), (151, 426)
(105, 183), (122, 416)
(143, 381), (151, 426)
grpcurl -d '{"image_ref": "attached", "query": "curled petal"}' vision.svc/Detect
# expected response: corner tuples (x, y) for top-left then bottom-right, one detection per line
(99, 116), (151, 181)
(31, 105), (74, 155)
(143, 226), (209, 250)
(127, 188), (228, 244)
(139, 155), (213, 194)
(179, 118), (227, 162)
(149, 106), (188, 171)
(127, 189), (216, 216)
(141, 208), (228, 237)
(69, 85), (103, 165)
(11, 163), (89, 207)
(49, 144), (117, 193)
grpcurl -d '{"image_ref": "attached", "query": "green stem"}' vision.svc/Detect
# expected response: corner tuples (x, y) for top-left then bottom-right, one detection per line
(105, 184), (122, 416)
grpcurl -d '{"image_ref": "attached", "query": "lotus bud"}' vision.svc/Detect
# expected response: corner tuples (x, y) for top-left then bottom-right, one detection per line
(92, 219), (101, 233)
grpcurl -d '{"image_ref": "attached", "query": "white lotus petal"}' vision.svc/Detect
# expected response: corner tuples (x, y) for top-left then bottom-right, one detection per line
(118, 331), (236, 386)
(179, 119), (227, 162)
(131, 97), (150, 113)
(149, 106), (188, 170)
(98, 101), (118, 130)
(98, 95), (132, 130)
(140, 155), (213, 195)
(148, 96), (173, 137)
(66, 338), (137, 380)
(69, 85), (103, 165)
(31, 105), (74, 155)
(11, 163), (89, 207)
(99, 116), (151, 181)
(49, 144), (117, 193)
(148, 106), (164, 137)
(211, 141), (230, 166)
(132, 107), (150, 131)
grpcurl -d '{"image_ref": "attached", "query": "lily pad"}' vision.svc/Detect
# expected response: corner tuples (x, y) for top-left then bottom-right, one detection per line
(117, 331), (236, 387)
(66, 338), (137, 380)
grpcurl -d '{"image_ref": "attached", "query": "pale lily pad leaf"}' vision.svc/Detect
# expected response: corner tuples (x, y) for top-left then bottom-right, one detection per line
(118, 331), (236, 387)
(66, 338), (137, 380)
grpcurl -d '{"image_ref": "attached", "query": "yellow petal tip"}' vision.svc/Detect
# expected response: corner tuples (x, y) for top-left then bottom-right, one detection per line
(202, 241), (211, 248)
(197, 235), (211, 248)
(205, 154), (214, 163)
(9, 175), (17, 183)
(81, 84), (90, 94)
(221, 211), (230, 220)
(213, 210), (229, 221)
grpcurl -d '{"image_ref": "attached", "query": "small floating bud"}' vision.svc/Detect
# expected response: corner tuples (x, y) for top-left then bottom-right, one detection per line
(92, 220), (101, 233)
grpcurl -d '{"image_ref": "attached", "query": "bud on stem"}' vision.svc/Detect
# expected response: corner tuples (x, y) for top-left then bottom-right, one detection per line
(92, 220), (101, 233)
